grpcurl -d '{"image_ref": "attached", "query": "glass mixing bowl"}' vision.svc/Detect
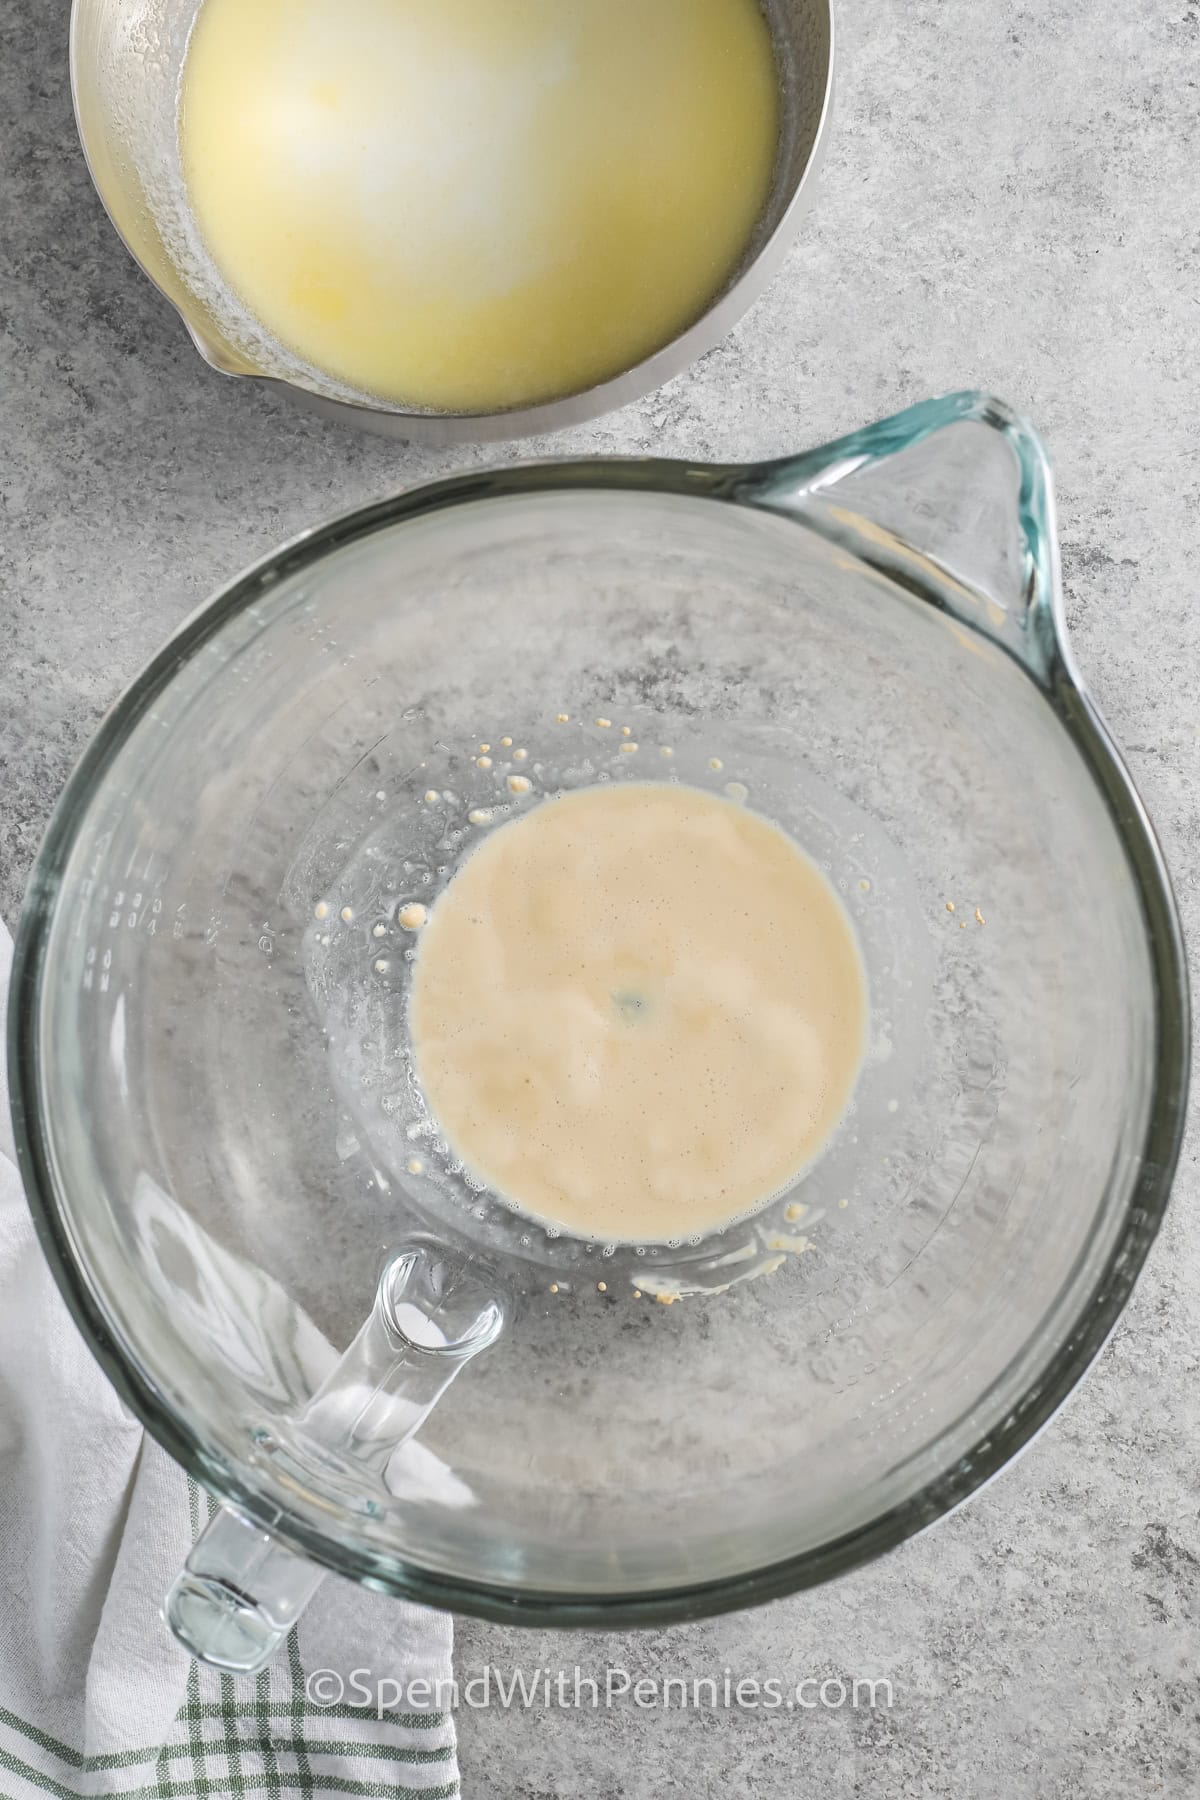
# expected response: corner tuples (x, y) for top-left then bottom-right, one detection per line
(7, 393), (1188, 1672)
(70, 0), (833, 440)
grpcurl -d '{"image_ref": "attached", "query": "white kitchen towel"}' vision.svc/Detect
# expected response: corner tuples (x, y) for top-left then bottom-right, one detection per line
(0, 922), (461, 1800)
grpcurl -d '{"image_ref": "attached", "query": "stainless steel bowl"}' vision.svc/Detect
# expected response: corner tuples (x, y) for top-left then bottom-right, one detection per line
(70, 0), (834, 441)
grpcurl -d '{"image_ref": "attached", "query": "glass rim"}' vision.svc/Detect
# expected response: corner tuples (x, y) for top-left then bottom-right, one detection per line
(7, 393), (1190, 1625)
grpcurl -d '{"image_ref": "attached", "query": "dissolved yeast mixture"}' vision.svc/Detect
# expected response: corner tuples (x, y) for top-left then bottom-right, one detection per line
(409, 783), (867, 1243)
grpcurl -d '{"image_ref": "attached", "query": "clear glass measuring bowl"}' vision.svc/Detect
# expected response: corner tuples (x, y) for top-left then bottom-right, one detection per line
(7, 393), (1188, 1672)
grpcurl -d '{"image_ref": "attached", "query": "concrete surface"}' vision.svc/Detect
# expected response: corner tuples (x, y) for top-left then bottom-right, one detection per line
(4, 0), (1200, 1793)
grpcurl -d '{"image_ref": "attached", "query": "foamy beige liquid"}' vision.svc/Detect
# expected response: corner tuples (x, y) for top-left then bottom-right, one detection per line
(409, 783), (867, 1243)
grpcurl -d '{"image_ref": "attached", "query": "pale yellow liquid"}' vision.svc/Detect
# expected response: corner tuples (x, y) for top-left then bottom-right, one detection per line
(409, 784), (867, 1243)
(179, 0), (780, 411)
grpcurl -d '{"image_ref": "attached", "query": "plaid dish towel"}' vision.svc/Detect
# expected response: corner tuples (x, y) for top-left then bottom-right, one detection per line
(0, 924), (461, 1800)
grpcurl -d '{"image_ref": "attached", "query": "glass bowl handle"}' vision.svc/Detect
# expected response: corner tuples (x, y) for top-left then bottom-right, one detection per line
(163, 1242), (507, 1673)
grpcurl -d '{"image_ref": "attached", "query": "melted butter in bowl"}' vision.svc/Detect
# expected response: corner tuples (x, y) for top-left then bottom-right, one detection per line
(178, 0), (780, 411)
(409, 783), (868, 1244)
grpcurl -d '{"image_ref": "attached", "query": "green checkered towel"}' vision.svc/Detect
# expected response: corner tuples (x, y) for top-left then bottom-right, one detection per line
(0, 925), (460, 1799)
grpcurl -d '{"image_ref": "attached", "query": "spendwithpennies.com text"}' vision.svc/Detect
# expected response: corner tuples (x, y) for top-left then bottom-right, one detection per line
(306, 1666), (896, 1718)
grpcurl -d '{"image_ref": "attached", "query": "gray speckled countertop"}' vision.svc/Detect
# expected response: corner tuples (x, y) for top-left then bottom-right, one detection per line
(4, 0), (1200, 1793)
